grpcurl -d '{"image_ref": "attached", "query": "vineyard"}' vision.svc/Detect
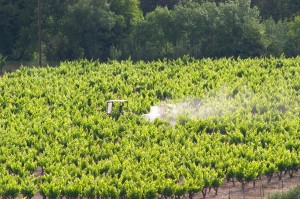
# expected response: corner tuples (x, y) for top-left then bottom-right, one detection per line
(0, 57), (299, 198)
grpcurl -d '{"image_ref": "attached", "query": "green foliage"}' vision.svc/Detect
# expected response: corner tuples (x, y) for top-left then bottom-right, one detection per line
(140, 0), (181, 14)
(0, 57), (299, 198)
(128, 0), (267, 60)
(144, 184), (157, 199)
(0, 0), (37, 60)
(253, 0), (300, 21)
(110, 0), (143, 26)
(1, 176), (20, 199)
(127, 7), (173, 60)
(263, 19), (289, 56)
(262, 16), (300, 57)
(0, 54), (7, 73)
(286, 16), (300, 56)
(63, 0), (117, 60)
(270, 185), (300, 199)
(0, 2), (18, 56)
(21, 178), (36, 199)
(0, 0), (299, 61)
(40, 181), (61, 199)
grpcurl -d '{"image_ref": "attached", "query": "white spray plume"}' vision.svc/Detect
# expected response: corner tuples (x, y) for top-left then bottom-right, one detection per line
(143, 87), (252, 125)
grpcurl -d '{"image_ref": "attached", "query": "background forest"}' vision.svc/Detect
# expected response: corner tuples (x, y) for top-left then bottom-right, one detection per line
(0, 0), (299, 63)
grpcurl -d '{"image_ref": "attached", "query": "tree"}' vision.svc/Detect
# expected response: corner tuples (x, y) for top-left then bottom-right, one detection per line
(59, 0), (118, 60)
(215, 0), (265, 57)
(108, 0), (143, 59)
(252, 0), (300, 21)
(0, 1), (18, 57)
(42, 1), (69, 61)
(169, 0), (265, 58)
(0, 0), (37, 60)
(286, 16), (300, 56)
(263, 19), (288, 56)
(140, 0), (182, 14)
(110, 0), (143, 27)
(44, 0), (144, 61)
(171, 2), (220, 58)
(0, 54), (7, 74)
(126, 7), (173, 60)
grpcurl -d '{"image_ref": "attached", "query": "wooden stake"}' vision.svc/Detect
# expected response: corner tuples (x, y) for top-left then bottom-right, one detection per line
(38, 0), (42, 67)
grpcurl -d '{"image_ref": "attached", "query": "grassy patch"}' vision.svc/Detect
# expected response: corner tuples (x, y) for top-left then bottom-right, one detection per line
(269, 185), (300, 199)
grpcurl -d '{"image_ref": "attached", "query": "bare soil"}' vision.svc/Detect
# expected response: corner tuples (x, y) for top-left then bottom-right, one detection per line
(186, 171), (300, 199)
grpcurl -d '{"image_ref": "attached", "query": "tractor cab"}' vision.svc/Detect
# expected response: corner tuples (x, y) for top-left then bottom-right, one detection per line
(106, 100), (128, 116)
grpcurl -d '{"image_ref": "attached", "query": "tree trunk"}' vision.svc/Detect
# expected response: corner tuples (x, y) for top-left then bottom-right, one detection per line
(202, 188), (207, 198)
(188, 192), (193, 199)
(214, 187), (218, 195)
(267, 174), (273, 183)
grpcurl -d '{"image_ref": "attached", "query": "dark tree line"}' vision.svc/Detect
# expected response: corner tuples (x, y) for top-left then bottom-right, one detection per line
(0, 0), (299, 63)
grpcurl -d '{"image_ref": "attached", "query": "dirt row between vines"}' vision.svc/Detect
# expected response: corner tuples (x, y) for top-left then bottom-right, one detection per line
(187, 171), (300, 199)
(27, 169), (300, 199)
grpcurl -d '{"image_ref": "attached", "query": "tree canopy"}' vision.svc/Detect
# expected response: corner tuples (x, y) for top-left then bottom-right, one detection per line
(0, 0), (299, 63)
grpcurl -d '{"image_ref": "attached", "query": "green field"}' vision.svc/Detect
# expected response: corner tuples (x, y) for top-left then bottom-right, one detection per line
(0, 57), (299, 198)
